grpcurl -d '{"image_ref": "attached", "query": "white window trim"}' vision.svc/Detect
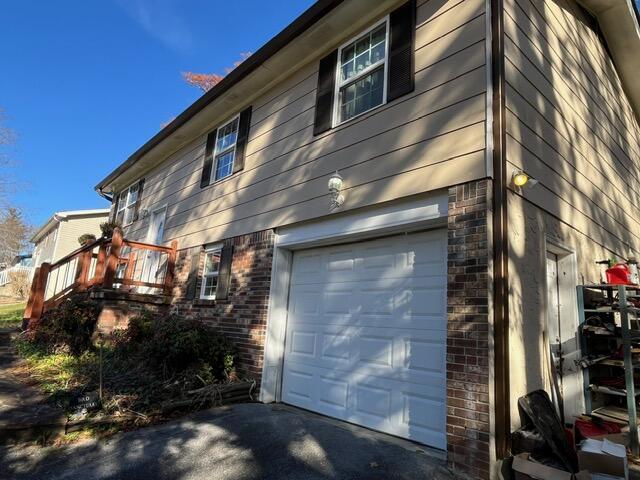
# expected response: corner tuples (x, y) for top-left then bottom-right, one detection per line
(199, 244), (223, 300)
(332, 16), (390, 128)
(116, 181), (140, 227)
(211, 114), (240, 183)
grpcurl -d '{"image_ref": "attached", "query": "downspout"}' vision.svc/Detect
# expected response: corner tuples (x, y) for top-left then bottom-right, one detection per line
(491, 0), (510, 459)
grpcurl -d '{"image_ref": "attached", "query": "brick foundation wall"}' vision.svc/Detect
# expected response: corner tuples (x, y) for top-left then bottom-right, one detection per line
(446, 180), (491, 479)
(171, 230), (274, 381)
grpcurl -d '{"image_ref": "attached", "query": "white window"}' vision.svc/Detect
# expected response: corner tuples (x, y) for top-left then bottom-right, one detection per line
(334, 19), (389, 125)
(212, 117), (239, 182)
(200, 246), (222, 299)
(116, 182), (140, 226)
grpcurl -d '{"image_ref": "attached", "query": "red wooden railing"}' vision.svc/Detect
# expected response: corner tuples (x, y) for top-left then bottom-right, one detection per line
(24, 228), (177, 325)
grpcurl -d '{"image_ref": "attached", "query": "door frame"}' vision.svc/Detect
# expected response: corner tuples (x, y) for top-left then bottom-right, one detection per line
(543, 237), (583, 422)
(260, 192), (448, 403)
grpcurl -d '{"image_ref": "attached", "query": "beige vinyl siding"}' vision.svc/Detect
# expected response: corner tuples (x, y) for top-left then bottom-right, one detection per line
(52, 215), (108, 262)
(122, 0), (489, 249)
(504, 0), (640, 427)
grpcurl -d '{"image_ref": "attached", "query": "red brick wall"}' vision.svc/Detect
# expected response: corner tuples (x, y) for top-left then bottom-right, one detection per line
(171, 230), (274, 381)
(446, 180), (491, 479)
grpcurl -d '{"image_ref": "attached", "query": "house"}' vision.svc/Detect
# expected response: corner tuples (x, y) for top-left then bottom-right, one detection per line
(91, 0), (640, 477)
(0, 254), (34, 298)
(31, 209), (110, 268)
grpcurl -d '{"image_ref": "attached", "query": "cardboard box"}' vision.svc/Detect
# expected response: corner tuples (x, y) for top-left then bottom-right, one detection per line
(578, 438), (627, 480)
(512, 453), (588, 480)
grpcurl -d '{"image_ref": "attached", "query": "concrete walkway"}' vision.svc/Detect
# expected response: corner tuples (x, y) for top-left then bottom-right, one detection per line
(0, 329), (64, 438)
(0, 403), (455, 480)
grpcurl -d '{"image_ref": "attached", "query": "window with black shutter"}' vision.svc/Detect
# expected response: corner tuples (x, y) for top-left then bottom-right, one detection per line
(312, 0), (415, 134)
(115, 179), (144, 226)
(200, 106), (252, 188)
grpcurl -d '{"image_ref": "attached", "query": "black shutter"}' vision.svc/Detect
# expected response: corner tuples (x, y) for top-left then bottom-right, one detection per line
(387, 0), (416, 102)
(186, 248), (202, 300)
(132, 178), (145, 222)
(215, 245), (234, 301)
(200, 129), (217, 188)
(233, 106), (252, 174)
(313, 49), (338, 136)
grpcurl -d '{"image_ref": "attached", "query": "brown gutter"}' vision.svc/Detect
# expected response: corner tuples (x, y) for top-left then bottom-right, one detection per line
(491, 0), (510, 459)
(95, 0), (345, 193)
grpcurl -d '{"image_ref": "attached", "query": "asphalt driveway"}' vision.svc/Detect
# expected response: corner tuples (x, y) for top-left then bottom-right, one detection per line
(0, 403), (454, 480)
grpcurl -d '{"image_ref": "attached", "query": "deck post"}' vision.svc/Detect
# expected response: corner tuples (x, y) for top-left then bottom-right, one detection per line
(22, 266), (40, 329)
(103, 228), (123, 289)
(124, 251), (137, 290)
(29, 262), (51, 324)
(94, 242), (108, 283)
(164, 240), (178, 296)
(75, 248), (93, 291)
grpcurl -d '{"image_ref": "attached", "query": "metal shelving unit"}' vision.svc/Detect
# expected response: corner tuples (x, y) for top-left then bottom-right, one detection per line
(577, 284), (639, 456)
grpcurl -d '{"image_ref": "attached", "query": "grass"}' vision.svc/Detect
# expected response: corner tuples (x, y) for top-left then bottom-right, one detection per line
(14, 339), (98, 401)
(0, 302), (25, 327)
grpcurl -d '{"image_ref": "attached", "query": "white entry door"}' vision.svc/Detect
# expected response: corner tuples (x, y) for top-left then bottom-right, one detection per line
(546, 249), (583, 424)
(281, 230), (447, 449)
(141, 207), (167, 290)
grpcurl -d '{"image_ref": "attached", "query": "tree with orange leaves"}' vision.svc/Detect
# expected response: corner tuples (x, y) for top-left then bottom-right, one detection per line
(182, 52), (251, 93)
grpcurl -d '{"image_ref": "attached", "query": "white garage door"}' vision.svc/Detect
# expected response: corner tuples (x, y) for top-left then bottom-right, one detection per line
(281, 230), (447, 449)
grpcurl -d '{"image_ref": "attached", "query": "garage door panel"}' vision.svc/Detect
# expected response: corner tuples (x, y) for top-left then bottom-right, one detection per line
(285, 325), (446, 386)
(282, 359), (447, 449)
(282, 230), (447, 449)
(289, 282), (445, 325)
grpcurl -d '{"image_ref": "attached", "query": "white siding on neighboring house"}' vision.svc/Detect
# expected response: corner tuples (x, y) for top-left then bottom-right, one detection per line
(31, 210), (109, 268)
(33, 228), (58, 268)
(52, 215), (107, 262)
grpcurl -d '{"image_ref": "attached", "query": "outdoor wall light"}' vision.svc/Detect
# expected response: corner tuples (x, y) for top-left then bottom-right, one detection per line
(328, 171), (345, 210)
(511, 170), (539, 189)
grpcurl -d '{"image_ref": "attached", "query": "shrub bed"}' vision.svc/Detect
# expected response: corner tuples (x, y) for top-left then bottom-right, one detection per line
(17, 303), (241, 422)
(27, 296), (100, 356)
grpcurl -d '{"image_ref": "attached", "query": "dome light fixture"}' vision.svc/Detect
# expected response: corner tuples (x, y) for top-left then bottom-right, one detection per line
(512, 170), (539, 189)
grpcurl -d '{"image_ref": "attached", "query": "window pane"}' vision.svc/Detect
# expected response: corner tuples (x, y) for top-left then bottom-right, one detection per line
(355, 37), (369, 56)
(116, 210), (124, 225)
(340, 67), (384, 122)
(371, 24), (385, 45)
(341, 60), (354, 82)
(371, 42), (385, 63)
(214, 150), (235, 180)
(216, 118), (239, 153)
(128, 184), (139, 205)
(204, 250), (221, 275)
(355, 51), (370, 74)
(202, 276), (218, 297)
(124, 205), (135, 225)
(341, 45), (354, 64)
(341, 24), (386, 83)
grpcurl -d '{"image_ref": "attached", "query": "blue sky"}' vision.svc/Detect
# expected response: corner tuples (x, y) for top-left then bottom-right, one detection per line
(0, 0), (314, 227)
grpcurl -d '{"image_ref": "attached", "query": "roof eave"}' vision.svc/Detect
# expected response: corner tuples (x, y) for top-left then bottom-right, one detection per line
(95, 0), (345, 194)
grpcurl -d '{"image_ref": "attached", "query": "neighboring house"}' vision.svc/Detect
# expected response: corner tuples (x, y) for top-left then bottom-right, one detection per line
(31, 209), (110, 268)
(0, 254), (34, 295)
(93, 0), (640, 477)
